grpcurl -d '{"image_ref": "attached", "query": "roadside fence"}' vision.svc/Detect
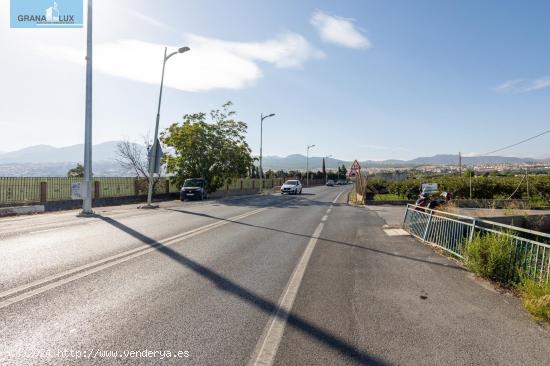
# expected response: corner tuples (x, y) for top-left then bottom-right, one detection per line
(403, 204), (550, 284)
(0, 177), (287, 206)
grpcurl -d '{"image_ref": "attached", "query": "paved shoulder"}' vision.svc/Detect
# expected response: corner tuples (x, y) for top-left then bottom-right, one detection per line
(274, 203), (550, 365)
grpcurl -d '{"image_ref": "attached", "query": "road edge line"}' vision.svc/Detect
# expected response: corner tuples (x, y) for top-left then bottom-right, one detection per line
(248, 222), (325, 366)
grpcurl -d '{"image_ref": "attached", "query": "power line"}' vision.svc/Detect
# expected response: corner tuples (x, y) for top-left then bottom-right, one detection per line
(480, 129), (550, 156)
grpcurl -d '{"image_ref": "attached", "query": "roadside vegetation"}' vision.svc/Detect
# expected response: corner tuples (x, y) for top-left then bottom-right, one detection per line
(461, 231), (550, 322)
(160, 102), (254, 193)
(366, 174), (550, 208)
(463, 232), (518, 285)
(520, 279), (550, 322)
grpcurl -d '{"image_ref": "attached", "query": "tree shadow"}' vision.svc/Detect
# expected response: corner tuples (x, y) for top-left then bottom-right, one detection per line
(96, 215), (388, 366)
(165, 209), (466, 272)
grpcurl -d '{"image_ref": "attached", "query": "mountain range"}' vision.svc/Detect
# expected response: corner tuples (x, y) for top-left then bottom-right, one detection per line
(0, 141), (548, 176)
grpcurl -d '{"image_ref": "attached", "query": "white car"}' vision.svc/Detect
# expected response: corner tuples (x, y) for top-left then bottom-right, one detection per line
(280, 180), (303, 195)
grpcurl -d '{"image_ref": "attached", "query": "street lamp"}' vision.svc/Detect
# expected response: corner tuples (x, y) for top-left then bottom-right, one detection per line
(81, 0), (94, 215)
(324, 155), (332, 184)
(145, 45), (190, 208)
(259, 113), (275, 191)
(306, 144), (315, 187)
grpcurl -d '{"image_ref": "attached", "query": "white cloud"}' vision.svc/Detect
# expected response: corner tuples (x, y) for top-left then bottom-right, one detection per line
(525, 77), (550, 92)
(35, 32), (324, 92)
(310, 10), (370, 49)
(495, 76), (550, 94)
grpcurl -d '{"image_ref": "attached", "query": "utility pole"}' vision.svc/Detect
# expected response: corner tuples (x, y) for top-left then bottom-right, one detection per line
(259, 113), (275, 192)
(469, 166), (473, 199)
(81, 0), (93, 215)
(526, 167), (529, 202)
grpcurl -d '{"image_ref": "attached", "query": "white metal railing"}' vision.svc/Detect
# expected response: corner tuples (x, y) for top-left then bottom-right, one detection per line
(402, 204), (550, 284)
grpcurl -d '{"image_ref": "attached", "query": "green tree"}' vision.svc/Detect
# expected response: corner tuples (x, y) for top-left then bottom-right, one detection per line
(339, 164), (347, 177)
(160, 102), (254, 193)
(67, 163), (84, 177)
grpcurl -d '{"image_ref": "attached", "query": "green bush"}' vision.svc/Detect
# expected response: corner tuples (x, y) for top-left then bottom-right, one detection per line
(520, 279), (550, 323)
(463, 232), (517, 284)
(366, 179), (389, 194)
(384, 175), (550, 202)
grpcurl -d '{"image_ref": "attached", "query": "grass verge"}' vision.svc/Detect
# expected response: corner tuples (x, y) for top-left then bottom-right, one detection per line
(348, 187), (358, 205)
(372, 193), (407, 201)
(463, 232), (518, 285)
(461, 231), (549, 323)
(519, 279), (550, 322)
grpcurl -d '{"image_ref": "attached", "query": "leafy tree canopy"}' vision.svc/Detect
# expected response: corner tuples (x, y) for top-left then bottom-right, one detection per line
(160, 102), (253, 192)
(67, 163), (84, 177)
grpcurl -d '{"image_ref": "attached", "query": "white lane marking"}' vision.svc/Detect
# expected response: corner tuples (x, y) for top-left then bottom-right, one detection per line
(321, 215), (328, 222)
(249, 222), (325, 366)
(332, 191), (344, 204)
(326, 207), (332, 214)
(0, 208), (267, 309)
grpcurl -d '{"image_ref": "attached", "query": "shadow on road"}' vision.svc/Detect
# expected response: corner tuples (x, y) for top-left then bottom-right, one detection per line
(165, 208), (465, 272)
(215, 189), (347, 209)
(97, 214), (388, 366)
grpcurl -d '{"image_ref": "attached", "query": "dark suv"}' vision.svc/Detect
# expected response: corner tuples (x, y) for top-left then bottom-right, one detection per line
(180, 178), (208, 201)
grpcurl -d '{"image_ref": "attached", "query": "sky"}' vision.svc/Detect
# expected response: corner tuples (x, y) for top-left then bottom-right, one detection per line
(1, 0), (549, 161)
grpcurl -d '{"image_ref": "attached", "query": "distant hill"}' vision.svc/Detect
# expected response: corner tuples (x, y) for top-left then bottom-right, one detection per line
(0, 141), (140, 176)
(0, 142), (547, 176)
(262, 154), (548, 170)
(0, 141), (122, 163)
(406, 154), (537, 166)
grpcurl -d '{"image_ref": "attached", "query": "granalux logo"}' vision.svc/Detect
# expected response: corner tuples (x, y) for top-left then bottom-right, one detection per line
(10, 0), (83, 28)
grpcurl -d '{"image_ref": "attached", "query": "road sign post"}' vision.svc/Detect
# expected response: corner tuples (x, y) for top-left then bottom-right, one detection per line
(348, 160), (363, 203)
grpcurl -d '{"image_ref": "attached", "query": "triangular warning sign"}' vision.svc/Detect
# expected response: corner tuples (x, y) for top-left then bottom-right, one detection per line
(350, 160), (361, 171)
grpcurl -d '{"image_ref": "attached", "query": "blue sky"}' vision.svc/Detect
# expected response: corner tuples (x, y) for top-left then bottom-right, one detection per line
(1, 0), (549, 160)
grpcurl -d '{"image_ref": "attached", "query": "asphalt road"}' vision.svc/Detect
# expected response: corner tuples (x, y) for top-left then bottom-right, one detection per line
(0, 186), (549, 365)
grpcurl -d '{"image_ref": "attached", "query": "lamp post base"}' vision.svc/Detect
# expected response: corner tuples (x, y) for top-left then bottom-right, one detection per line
(77, 210), (95, 217)
(139, 204), (159, 209)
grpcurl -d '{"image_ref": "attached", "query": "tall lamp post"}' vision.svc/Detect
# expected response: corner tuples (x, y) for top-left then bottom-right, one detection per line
(259, 113), (275, 191)
(145, 45), (190, 208)
(80, 0), (94, 215)
(306, 144), (315, 187)
(324, 155), (332, 184)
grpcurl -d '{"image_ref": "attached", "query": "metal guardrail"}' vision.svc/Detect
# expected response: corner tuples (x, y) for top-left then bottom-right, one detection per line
(402, 204), (550, 284)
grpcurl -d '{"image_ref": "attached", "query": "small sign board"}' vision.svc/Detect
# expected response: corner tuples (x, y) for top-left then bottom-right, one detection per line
(421, 183), (438, 194)
(148, 140), (164, 174)
(71, 182), (82, 200)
